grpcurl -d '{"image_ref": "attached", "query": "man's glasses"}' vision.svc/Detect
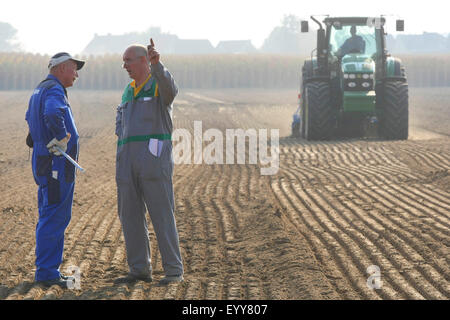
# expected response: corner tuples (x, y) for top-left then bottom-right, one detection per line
(122, 57), (141, 68)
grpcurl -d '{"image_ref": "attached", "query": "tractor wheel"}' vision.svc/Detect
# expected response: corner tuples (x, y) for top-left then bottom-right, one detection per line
(304, 81), (334, 141)
(378, 81), (409, 140)
(302, 60), (314, 81)
(299, 96), (306, 138)
(299, 60), (314, 139)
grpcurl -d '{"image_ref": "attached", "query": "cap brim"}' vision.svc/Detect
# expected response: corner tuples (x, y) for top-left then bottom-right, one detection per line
(71, 59), (85, 70)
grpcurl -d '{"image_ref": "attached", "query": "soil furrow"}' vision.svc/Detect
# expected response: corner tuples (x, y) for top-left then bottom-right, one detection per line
(284, 146), (444, 298)
(270, 176), (359, 299)
(330, 156), (450, 232)
(309, 158), (450, 297)
(281, 165), (392, 299)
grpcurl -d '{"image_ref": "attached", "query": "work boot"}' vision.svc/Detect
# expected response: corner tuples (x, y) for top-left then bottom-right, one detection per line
(60, 274), (76, 282)
(36, 275), (75, 289)
(158, 274), (184, 286)
(114, 273), (152, 284)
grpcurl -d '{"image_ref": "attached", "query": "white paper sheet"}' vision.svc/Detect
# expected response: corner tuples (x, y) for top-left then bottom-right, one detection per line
(149, 139), (163, 157)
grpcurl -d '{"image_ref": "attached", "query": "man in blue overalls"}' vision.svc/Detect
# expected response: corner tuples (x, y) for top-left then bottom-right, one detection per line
(25, 52), (84, 288)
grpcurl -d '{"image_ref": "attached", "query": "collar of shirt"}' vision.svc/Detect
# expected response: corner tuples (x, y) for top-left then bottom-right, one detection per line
(46, 74), (68, 97)
(130, 73), (152, 97)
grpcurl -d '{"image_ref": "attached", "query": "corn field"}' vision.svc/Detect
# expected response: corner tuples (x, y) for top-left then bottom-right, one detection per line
(0, 52), (449, 90)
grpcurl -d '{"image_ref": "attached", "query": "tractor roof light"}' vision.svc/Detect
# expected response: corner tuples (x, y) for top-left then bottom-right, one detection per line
(363, 74), (370, 79)
(349, 74), (356, 79)
(344, 74), (349, 79)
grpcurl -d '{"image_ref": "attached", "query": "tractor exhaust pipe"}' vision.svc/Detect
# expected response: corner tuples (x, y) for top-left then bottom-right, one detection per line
(310, 16), (323, 30)
(311, 16), (327, 75)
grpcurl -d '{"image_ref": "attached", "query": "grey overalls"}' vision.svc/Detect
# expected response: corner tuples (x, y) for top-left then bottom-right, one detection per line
(115, 62), (183, 277)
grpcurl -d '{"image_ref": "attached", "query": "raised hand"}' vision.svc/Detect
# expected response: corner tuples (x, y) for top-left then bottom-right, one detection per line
(148, 38), (160, 65)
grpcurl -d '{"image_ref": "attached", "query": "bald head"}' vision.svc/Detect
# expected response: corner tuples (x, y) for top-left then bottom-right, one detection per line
(123, 44), (151, 84)
(126, 44), (149, 62)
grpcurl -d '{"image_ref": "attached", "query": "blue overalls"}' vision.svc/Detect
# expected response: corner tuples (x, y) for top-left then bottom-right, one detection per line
(25, 75), (79, 281)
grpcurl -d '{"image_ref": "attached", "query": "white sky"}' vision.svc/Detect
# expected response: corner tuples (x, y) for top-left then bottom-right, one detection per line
(1, 0), (449, 55)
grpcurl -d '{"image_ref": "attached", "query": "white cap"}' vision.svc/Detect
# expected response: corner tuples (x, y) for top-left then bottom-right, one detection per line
(48, 52), (85, 70)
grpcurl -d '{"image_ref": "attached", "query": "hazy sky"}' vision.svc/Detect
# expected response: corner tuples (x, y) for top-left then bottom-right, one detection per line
(1, 0), (449, 55)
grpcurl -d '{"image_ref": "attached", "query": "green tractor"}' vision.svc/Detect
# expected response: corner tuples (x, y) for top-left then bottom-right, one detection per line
(293, 16), (408, 140)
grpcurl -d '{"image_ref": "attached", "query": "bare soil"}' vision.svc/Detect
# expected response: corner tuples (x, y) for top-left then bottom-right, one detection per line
(0, 88), (448, 300)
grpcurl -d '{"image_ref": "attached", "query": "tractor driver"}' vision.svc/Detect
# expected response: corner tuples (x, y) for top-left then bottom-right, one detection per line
(336, 25), (366, 57)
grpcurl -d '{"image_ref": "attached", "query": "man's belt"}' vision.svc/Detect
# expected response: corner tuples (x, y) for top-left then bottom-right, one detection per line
(117, 134), (172, 146)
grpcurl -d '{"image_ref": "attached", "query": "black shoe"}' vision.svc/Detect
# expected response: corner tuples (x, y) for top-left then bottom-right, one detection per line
(60, 274), (76, 282)
(114, 273), (152, 284)
(158, 274), (184, 286)
(36, 277), (74, 289)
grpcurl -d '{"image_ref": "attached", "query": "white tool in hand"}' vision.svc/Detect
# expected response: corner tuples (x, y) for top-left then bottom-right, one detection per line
(55, 146), (85, 173)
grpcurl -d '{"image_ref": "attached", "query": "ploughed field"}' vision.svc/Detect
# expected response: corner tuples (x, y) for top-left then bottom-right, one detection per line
(0, 88), (448, 300)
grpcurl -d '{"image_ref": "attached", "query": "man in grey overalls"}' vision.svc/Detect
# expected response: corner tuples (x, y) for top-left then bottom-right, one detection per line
(115, 39), (183, 285)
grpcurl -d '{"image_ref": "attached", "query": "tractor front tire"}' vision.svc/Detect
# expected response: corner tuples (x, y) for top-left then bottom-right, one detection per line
(378, 81), (409, 140)
(304, 81), (334, 141)
(299, 60), (314, 139)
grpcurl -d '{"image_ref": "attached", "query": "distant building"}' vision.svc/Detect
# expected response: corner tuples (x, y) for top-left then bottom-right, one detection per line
(82, 32), (257, 55)
(82, 33), (146, 55)
(83, 33), (215, 55)
(174, 39), (215, 54)
(216, 40), (257, 54)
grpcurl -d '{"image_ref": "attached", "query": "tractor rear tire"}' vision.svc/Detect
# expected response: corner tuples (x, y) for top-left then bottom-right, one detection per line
(304, 81), (334, 141)
(378, 81), (409, 140)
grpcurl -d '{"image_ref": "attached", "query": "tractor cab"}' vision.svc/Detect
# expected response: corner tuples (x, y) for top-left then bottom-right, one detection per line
(327, 19), (380, 95)
(328, 22), (379, 117)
